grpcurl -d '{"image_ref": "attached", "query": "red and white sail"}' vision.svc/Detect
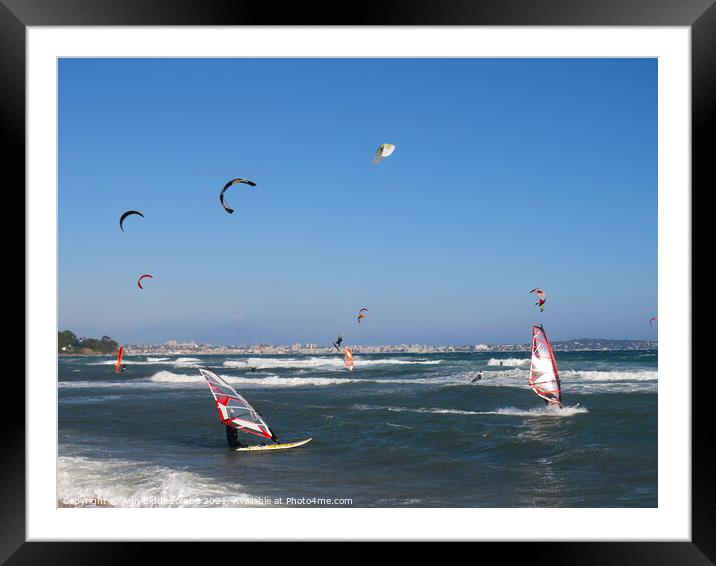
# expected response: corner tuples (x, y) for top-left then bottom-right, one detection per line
(529, 325), (562, 405)
(114, 346), (124, 374)
(344, 348), (354, 372)
(199, 368), (275, 440)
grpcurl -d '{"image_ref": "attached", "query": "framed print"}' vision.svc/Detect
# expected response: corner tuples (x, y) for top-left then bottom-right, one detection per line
(7, 0), (711, 562)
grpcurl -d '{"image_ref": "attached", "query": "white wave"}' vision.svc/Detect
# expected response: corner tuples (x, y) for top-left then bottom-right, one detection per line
(57, 455), (258, 508)
(486, 405), (589, 417)
(175, 357), (202, 364)
(225, 375), (357, 388)
(561, 370), (657, 382)
(149, 370), (204, 383)
(241, 357), (442, 370)
(487, 358), (530, 367)
(149, 370), (356, 388)
(146, 357), (170, 362)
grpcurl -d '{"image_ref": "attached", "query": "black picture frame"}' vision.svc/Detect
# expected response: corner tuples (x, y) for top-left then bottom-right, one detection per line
(7, 0), (708, 562)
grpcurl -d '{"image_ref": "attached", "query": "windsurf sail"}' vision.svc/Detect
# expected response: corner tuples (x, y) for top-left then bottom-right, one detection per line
(114, 346), (124, 374)
(529, 325), (562, 405)
(344, 348), (354, 371)
(199, 368), (276, 440)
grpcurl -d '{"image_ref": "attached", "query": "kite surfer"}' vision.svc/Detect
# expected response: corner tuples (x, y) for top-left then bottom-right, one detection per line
(333, 335), (344, 351)
(471, 372), (483, 383)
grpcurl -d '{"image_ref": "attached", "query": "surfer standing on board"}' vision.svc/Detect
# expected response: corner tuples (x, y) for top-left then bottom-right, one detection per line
(471, 372), (483, 383)
(226, 425), (247, 448)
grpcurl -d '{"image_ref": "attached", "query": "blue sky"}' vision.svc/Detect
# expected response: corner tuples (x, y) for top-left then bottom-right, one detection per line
(59, 58), (657, 345)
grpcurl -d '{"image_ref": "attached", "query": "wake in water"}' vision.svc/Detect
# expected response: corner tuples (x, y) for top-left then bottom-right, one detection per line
(355, 404), (588, 417)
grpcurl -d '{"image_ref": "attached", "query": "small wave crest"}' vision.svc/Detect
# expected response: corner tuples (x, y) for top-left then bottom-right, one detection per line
(149, 371), (356, 388)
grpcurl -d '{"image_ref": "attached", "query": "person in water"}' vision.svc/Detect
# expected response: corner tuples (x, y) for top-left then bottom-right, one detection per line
(119, 364), (127, 373)
(471, 372), (483, 383)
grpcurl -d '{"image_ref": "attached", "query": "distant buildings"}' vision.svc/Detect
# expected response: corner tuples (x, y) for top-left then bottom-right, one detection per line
(124, 338), (656, 356)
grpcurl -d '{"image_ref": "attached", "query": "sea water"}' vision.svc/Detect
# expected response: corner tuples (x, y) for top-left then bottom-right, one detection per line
(58, 351), (657, 507)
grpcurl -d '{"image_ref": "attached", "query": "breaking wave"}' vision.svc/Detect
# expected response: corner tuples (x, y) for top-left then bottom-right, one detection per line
(148, 371), (356, 388)
(560, 370), (657, 382)
(57, 455), (257, 507)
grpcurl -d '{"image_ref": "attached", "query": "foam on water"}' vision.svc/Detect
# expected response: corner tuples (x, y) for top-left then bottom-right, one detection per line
(57, 455), (257, 507)
(561, 370), (657, 382)
(175, 357), (202, 364)
(233, 357), (443, 370)
(355, 404), (588, 417)
(148, 370), (357, 388)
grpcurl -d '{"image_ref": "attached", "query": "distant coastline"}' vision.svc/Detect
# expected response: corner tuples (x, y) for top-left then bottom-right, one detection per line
(84, 340), (658, 357)
(59, 330), (656, 357)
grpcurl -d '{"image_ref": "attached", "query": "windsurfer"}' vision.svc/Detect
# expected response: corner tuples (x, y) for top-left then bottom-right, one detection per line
(226, 425), (247, 448)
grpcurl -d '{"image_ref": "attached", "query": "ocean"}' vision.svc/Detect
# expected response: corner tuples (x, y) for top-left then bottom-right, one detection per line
(58, 351), (657, 508)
